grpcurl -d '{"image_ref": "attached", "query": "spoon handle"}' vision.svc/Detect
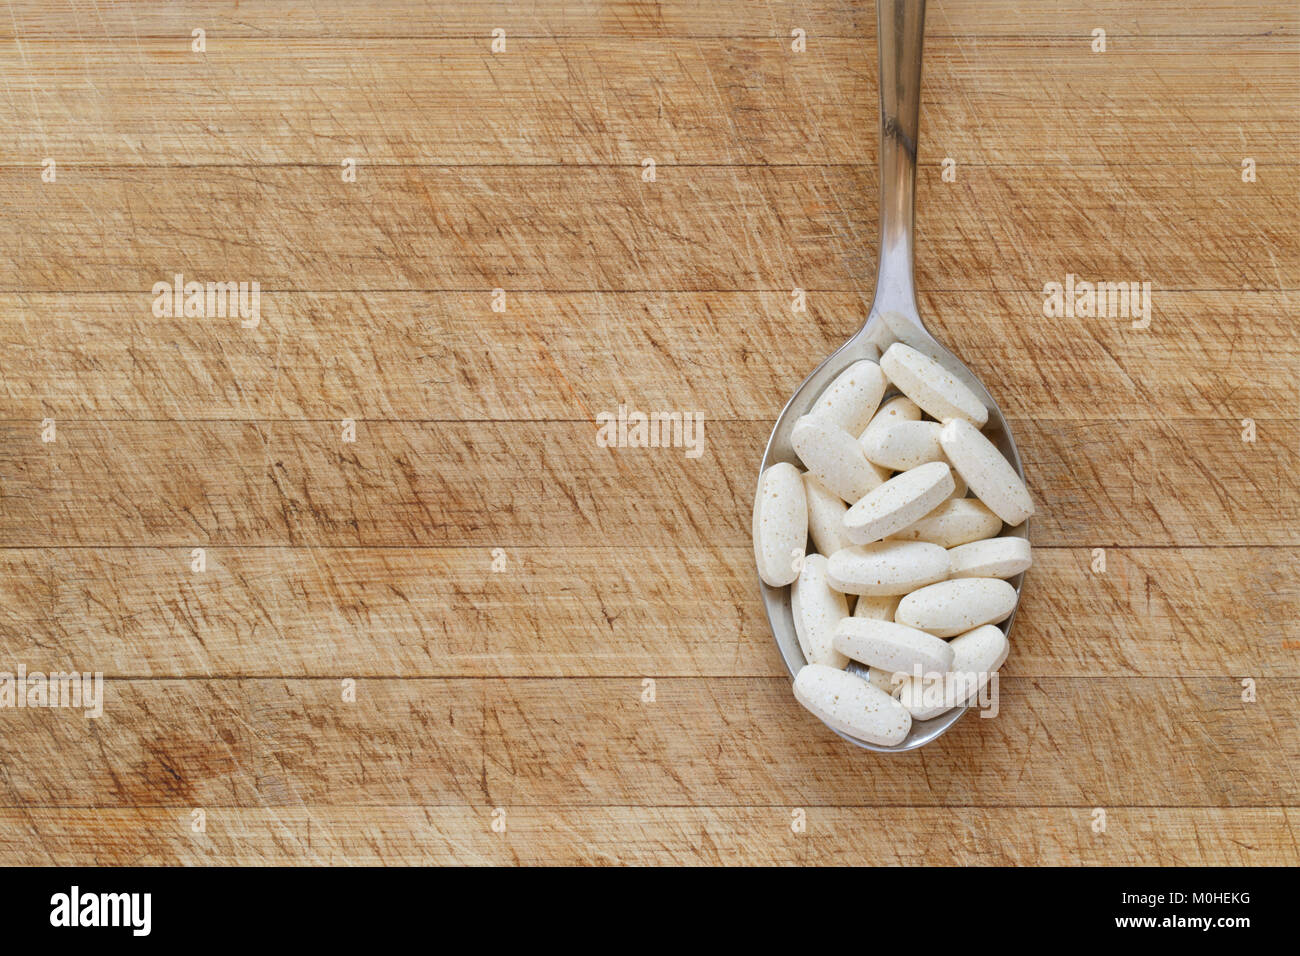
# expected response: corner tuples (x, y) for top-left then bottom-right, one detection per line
(873, 0), (926, 325)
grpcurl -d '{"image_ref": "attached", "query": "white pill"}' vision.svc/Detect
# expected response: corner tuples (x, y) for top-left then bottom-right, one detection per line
(889, 497), (1003, 549)
(938, 419), (1034, 525)
(792, 664), (912, 746)
(951, 623), (1011, 678)
(895, 677), (956, 721)
(843, 461), (955, 545)
(752, 462), (807, 587)
(896, 623), (1010, 720)
(827, 540), (950, 596)
(947, 536), (1033, 579)
(895, 577), (1018, 638)
(852, 594), (900, 620)
(802, 473), (854, 556)
(880, 343), (988, 427)
(899, 623), (1010, 718)
(860, 419), (944, 471)
(857, 395), (921, 447)
(832, 618), (955, 676)
(791, 415), (887, 504)
(857, 608), (907, 691)
(791, 554), (851, 668)
(807, 360), (887, 436)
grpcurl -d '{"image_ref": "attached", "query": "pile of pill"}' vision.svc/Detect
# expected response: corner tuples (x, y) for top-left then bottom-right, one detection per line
(753, 342), (1033, 746)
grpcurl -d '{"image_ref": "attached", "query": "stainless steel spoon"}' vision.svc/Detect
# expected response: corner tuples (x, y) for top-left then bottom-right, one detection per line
(757, 0), (1030, 752)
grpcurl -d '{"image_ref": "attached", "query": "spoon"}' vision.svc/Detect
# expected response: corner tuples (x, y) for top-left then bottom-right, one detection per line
(757, 0), (1030, 752)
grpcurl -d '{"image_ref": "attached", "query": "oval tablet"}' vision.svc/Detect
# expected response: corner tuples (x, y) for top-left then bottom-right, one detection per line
(752, 462), (807, 587)
(880, 343), (988, 427)
(896, 623), (1011, 719)
(895, 577), (1018, 638)
(947, 536), (1032, 579)
(808, 360), (887, 436)
(843, 461), (955, 544)
(852, 594), (900, 621)
(857, 395), (921, 447)
(950, 623), (1011, 680)
(792, 664), (912, 746)
(889, 497), (1003, 549)
(938, 419), (1034, 525)
(791, 416), (887, 504)
(791, 554), (851, 668)
(860, 419), (944, 471)
(856, 598), (909, 694)
(895, 675), (956, 720)
(827, 540), (950, 596)
(832, 618), (955, 676)
(803, 473), (854, 557)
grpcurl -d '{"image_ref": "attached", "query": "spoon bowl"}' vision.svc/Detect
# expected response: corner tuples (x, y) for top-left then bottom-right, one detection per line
(757, 0), (1030, 752)
(757, 314), (1029, 752)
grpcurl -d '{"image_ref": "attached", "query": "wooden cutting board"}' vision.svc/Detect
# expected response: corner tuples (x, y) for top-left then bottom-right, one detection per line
(0, 0), (1296, 864)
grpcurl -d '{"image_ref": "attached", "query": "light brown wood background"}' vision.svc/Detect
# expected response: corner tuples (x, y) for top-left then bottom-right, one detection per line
(0, 0), (1297, 865)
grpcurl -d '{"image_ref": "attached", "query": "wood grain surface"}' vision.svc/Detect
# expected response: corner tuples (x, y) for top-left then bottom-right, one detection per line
(0, 0), (1296, 866)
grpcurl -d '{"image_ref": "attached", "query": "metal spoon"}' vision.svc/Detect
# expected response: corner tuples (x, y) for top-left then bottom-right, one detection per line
(756, 0), (1030, 752)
